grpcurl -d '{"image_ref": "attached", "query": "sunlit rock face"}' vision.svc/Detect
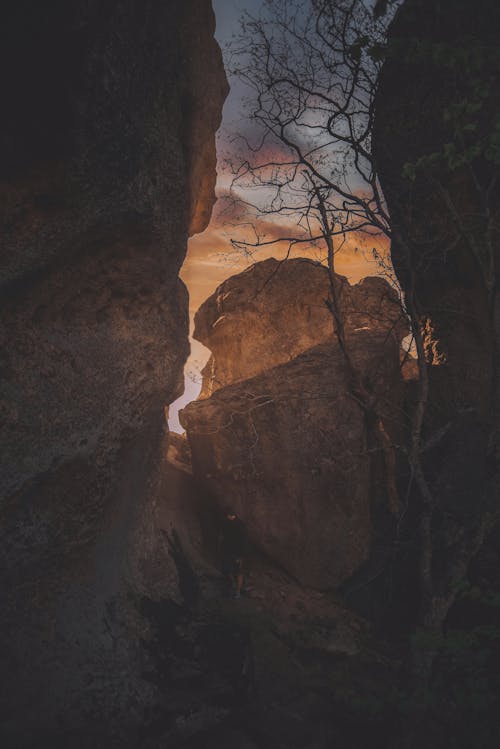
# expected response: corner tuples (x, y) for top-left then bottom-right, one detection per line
(182, 259), (407, 589)
(374, 1), (499, 541)
(0, 0), (227, 742)
(195, 256), (407, 398)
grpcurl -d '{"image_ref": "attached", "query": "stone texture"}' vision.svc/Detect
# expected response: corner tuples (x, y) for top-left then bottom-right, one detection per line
(0, 1), (228, 743)
(182, 337), (404, 589)
(195, 256), (407, 397)
(182, 260), (407, 589)
(374, 0), (500, 423)
(167, 431), (194, 473)
(373, 0), (499, 623)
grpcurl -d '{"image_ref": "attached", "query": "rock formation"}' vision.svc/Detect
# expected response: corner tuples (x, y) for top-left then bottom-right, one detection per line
(195, 256), (407, 397)
(373, 0), (499, 625)
(374, 0), (499, 419)
(0, 1), (228, 743)
(181, 259), (407, 589)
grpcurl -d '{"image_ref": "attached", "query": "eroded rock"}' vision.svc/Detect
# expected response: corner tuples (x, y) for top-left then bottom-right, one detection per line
(182, 260), (407, 589)
(195, 257), (407, 398)
(374, 0), (500, 422)
(373, 0), (500, 622)
(0, 1), (228, 742)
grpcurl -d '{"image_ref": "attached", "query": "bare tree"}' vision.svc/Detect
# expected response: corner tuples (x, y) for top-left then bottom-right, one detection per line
(223, 0), (499, 681)
(376, 10), (500, 680)
(226, 0), (394, 245)
(225, 5), (410, 521)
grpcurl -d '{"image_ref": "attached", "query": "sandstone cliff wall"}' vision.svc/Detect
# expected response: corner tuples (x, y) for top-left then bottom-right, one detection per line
(0, 1), (228, 743)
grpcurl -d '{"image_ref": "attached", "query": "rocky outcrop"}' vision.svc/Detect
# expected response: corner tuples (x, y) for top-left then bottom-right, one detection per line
(374, 0), (499, 420)
(182, 259), (407, 589)
(195, 256), (407, 397)
(373, 0), (499, 624)
(0, 1), (228, 743)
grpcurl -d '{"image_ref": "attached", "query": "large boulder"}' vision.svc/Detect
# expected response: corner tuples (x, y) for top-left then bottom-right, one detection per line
(182, 260), (407, 589)
(0, 1), (228, 743)
(195, 256), (407, 397)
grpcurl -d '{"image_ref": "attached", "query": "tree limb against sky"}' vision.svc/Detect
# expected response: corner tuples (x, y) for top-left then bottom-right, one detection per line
(221, 0), (500, 667)
(223, 0), (401, 267)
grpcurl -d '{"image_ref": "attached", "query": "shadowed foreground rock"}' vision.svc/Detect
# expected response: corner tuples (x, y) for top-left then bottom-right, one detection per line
(0, 1), (228, 744)
(182, 259), (408, 589)
(374, 0), (499, 630)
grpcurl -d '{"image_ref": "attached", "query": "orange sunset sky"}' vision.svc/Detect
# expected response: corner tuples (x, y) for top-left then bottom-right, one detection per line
(167, 0), (392, 432)
(168, 189), (390, 432)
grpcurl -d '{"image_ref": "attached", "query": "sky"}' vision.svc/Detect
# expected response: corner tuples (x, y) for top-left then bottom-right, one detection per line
(167, 0), (390, 433)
